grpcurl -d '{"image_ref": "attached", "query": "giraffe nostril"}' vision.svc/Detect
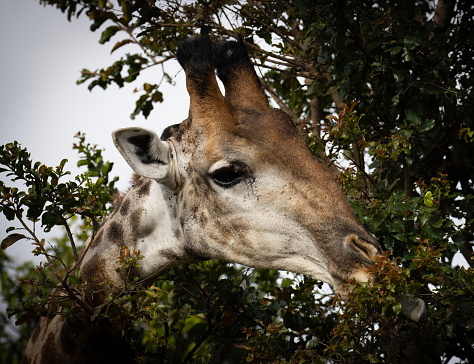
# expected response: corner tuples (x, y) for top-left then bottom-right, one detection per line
(345, 234), (379, 260)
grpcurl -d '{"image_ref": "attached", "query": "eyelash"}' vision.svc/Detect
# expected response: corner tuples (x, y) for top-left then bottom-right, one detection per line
(210, 164), (249, 188)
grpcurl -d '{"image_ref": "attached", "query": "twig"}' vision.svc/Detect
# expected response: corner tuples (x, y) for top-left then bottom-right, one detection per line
(61, 215), (78, 261)
(15, 210), (63, 283)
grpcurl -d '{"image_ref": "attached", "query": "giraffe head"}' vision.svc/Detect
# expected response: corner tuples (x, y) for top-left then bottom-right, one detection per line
(112, 36), (382, 294)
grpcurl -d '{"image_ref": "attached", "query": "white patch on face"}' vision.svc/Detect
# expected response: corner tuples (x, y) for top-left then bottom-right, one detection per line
(208, 160), (232, 174)
(134, 182), (187, 275)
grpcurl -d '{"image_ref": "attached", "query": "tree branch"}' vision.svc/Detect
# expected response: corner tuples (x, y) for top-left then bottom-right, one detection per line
(61, 215), (78, 261)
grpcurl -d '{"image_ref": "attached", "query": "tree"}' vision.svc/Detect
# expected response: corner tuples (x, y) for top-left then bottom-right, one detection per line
(1, 0), (473, 362)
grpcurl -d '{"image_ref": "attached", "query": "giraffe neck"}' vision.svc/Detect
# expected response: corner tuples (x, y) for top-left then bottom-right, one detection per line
(23, 177), (185, 363)
(79, 176), (187, 299)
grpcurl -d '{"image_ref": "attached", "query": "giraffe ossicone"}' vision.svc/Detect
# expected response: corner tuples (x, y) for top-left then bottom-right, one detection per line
(22, 36), (424, 364)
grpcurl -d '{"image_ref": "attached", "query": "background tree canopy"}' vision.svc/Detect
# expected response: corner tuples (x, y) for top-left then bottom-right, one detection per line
(1, 0), (473, 363)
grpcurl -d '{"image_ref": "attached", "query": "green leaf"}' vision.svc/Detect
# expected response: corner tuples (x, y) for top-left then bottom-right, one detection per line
(91, 306), (102, 322)
(283, 310), (303, 331)
(367, 353), (380, 363)
(281, 278), (293, 288)
(146, 289), (160, 298)
(419, 119), (436, 132)
(77, 159), (89, 167)
(152, 90), (163, 103)
(404, 36), (420, 50)
(1, 233), (27, 250)
(144, 83), (156, 93)
(386, 193), (397, 214)
(392, 302), (402, 315)
(424, 191), (433, 207)
(406, 109), (422, 126)
(389, 45), (402, 55)
(2, 206), (15, 221)
(451, 232), (464, 247)
(418, 211), (431, 227)
(101, 161), (113, 176)
(428, 214), (443, 228)
(99, 26), (121, 44)
(111, 39), (133, 53)
(373, 213), (385, 227)
(94, 177), (105, 189)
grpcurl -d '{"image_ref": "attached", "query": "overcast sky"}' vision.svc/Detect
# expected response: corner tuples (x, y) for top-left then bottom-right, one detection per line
(1, 0), (187, 264)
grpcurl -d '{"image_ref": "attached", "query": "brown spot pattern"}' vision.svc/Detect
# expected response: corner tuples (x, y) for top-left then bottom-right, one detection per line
(81, 256), (108, 306)
(137, 179), (152, 197)
(134, 177), (145, 188)
(130, 208), (144, 235)
(173, 228), (182, 240)
(80, 254), (101, 284)
(119, 198), (131, 216)
(107, 222), (124, 244)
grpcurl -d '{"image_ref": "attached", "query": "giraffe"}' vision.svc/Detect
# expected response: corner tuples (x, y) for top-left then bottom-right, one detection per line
(22, 36), (423, 363)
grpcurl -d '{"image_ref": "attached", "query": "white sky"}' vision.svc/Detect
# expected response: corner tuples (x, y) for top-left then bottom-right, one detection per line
(1, 0), (187, 264)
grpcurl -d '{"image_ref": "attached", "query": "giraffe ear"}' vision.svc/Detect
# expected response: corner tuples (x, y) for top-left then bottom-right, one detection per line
(112, 128), (173, 183)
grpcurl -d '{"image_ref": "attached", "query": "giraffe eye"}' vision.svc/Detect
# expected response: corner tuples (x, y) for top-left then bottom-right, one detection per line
(210, 164), (248, 188)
